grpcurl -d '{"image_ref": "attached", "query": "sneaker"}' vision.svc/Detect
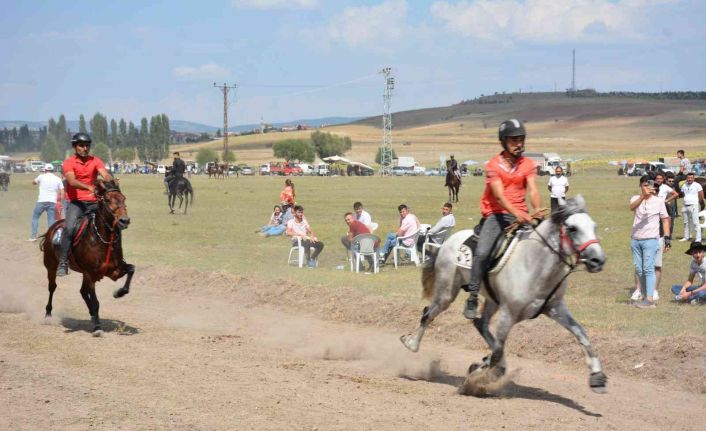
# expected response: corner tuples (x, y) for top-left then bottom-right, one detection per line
(653, 290), (660, 301)
(630, 288), (642, 301)
(26, 237), (37, 242)
(463, 297), (479, 320)
(634, 299), (656, 309)
(673, 294), (683, 302)
(689, 298), (701, 305)
(307, 258), (316, 268)
(679, 238), (690, 242)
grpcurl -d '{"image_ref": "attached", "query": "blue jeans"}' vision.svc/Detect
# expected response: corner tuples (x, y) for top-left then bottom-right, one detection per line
(31, 201), (56, 238)
(631, 238), (659, 298)
(671, 284), (706, 302)
(381, 233), (397, 257)
(262, 225), (285, 237)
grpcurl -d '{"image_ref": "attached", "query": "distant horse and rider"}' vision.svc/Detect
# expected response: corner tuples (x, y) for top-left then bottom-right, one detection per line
(167, 175), (194, 214)
(445, 156), (461, 202)
(0, 171), (9, 192)
(401, 196), (608, 396)
(40, 179), (135, 336)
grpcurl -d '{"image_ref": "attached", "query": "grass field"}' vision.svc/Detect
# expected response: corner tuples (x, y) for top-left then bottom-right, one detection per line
(2, 168), (704, 339)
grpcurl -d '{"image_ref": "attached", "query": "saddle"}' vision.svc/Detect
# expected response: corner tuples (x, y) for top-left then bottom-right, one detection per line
(51, 211), (95, 248)
(454, 221), (532, 274)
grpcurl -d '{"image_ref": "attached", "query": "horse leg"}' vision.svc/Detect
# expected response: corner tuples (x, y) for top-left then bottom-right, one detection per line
(401, 268), (463, 352)
(168, 194), (174, 214)
(78, 277), (101, 333)
(45, 268), (58, 318)
(483, 305), (513, 376)
(546, 300), (607, 393)
(113, 262), (135, 298)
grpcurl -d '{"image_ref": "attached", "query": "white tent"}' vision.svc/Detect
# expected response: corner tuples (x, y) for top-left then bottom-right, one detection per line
(461, 160), (478, 166)
(322, 155), (352, 163)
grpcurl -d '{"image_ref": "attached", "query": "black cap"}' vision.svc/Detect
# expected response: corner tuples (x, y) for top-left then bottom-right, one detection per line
(498, 119), (526, 140)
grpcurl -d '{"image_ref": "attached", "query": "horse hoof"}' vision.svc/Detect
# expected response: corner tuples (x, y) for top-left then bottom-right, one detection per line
(113, 288), (128, 298)
(43, 315), (52, 325)
(400, 335), (419, 352)
(589, 372), (608, 394)
(92, 329), (104, 337)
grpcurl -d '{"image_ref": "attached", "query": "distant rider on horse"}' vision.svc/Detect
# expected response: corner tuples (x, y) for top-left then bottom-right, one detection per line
(445, 154), (461, 187)
(463, 119), (542, 319)
(165, 151), (186, 194)
(57, 133), (113, 277)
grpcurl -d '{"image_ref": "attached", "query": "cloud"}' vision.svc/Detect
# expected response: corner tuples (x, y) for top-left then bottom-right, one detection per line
(231, 0), (318, 9)
(430, 0), (663, 43)
(172, 63), (232, 81)
(306, 0), (409, 50)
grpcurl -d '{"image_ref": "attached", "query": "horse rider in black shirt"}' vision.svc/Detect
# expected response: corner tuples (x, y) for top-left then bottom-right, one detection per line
(165, 152), (187, 194)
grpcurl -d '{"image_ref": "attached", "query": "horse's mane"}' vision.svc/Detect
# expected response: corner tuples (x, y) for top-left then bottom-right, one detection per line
(550, 195), (587, 225)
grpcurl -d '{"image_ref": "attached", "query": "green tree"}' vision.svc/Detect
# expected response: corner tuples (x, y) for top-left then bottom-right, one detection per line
(79, 114), (87, 133)
(128, 121), (138, 148)
(310, 130), (352, 159)
(89, 113), (109, 145)
(222, 149), (236, 163)
(196, 147), (218, 166)
(375, 147), (397, 165)
(17, 125), (32, 152)
(48, 117), (57, 141)
(113, 147), (135, 163)
(216, 129), (222, 138)
(118, 118), (127, 148)
(93, 142), (110, 163)
(57, 114), (68, 143)
(110, 118), (118, 149)
(40, 134), (63, 162)
(138, 117), (149, 161)
(273, 139), (315, 162)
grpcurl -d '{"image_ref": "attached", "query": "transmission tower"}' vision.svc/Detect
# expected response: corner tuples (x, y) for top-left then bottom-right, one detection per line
(213, 82), (237, 154)
(379, 67), (394, 176)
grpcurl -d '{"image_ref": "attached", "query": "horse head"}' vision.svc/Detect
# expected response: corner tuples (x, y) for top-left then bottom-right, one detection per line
(550, 195), (605, 273)
(95, 179), (130, 230)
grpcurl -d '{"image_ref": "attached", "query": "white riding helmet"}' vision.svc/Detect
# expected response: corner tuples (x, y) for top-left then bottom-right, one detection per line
(44, 163), (54, 171)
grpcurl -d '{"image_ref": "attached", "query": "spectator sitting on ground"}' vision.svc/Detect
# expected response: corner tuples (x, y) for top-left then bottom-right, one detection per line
(257, 204), (283, 236)
(672, 241), (706, 304)
(261, 205), (293, 237)
(379, 204), (420, 264)
(286, 205), (324, 268)
(416, 202), (455, 252)
(353, 201), (372, 228)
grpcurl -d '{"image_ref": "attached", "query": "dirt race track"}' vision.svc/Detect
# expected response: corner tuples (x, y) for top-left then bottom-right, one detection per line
(1, 239), (703, 431)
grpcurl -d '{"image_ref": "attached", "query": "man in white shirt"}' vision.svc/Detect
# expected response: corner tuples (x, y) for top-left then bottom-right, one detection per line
(680, 172), (704, 242)
(28, 163), (64, 241)
(548, 167), (569, 212)
(417, 202), (455, 252)
(676, 149), (691, 182)
(286, 205), (324, 268)
(379, 204), (420, 264)
(353, 201), (372, 227)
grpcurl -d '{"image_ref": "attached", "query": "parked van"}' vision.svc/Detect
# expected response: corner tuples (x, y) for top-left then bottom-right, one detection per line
(28, 160), (44, 172)
(316, 163), (329, 176)
(297, 163), (315, 175)
(157, 165), (167, 174)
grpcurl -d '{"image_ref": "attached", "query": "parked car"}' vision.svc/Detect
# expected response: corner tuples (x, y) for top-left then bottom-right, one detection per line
(283, 163), (303, 176)
(425, 168), (440, 176)
(157, 165), (167, 174)
(13, 164), (26, 173)
(259, 164), (270, 175)
(316, 163), (329, 176)
(412, 166), (426, 176)
(297, 163), (315, 175)
(392, 166), (412, 176)
(240, 165), (254, 175)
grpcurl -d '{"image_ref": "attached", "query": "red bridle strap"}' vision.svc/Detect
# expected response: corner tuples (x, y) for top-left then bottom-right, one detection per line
(560, 226), (600, 262)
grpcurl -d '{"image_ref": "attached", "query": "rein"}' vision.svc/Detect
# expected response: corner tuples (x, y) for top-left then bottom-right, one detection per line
(91, 190), (124, 276)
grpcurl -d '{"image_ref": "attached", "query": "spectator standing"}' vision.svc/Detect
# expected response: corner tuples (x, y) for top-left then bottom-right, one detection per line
(548, 166), (569, 212)
(280, 179), (295, 211)
(417, 202), (456, 252)
(379, 204), (420, 264)
(286, 205), (324, 268)
(353, 201), (372, 227)
(664, 172), (678, 235)
(680, 172), (704, 243)
(630, 175), (671, 309)
(28, 164), (64, 241)
(672, 241), (706, 304)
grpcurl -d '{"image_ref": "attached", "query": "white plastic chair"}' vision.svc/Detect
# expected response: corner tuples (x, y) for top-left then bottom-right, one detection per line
(698, 209), (706, 229)
(393, 230), (421, 269)
(421, 227), (452, 262)
(368, 222), (379, 232)
(350, 234), (380, 273)
(287, 237), (316, 268)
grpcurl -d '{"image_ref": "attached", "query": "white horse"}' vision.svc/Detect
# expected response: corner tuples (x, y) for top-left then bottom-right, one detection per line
(400, 196), (608, 395)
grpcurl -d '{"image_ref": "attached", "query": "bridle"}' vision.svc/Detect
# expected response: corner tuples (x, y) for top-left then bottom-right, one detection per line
(92, 185), (127, 275)
(530, 214), (600, 271)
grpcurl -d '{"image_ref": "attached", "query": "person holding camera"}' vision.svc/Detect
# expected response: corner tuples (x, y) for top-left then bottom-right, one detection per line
(629, 175), (671, 309)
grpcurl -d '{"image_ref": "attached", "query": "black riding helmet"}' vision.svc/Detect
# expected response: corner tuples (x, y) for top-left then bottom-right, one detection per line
(498, 119), (526, 141)
(71, 132), (92, 146)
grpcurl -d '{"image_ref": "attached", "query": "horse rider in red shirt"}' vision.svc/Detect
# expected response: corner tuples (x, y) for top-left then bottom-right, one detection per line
(57, 133), (113, 277)
(463, 119), (542, 319)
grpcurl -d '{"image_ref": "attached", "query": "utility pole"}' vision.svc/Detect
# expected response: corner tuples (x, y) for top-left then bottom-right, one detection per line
(379, 67), (394, 176)
(571, 49), (576, 92)
(213, 82), (237, 155)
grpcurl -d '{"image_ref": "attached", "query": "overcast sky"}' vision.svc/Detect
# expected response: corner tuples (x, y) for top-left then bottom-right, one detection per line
(1, 0), (704, 126)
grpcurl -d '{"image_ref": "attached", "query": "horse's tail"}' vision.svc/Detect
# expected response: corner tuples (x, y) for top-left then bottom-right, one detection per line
(421, 249), (438, 300)
(38, 233), (47, 251)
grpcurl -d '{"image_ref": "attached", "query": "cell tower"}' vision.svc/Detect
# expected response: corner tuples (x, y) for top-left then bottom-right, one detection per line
(379, 67), (394, 176)
(571, 49), (576, 92)
(213, 82), (237, 154)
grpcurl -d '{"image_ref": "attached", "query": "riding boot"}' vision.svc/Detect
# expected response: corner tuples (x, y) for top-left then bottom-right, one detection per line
(57, 238), (70, 277)
(463, 289), (480, 320)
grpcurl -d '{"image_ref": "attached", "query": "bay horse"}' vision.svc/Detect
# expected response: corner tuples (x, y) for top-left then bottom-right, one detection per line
(168, 176), (194, 214)
(445, 160), (461, 202)
(400, 196), (608, 396)
(40, 179), (135, 335)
